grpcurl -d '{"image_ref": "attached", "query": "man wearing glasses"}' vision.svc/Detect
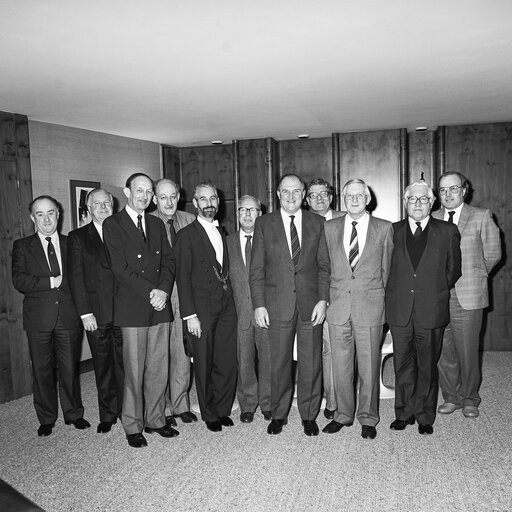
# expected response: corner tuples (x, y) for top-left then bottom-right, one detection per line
(250, 174), (330, 436)
(227, 195), (271, 423)
(433, 172), (501, 419)
(386, 181), (461, 435)
(306, 178), (343, 421)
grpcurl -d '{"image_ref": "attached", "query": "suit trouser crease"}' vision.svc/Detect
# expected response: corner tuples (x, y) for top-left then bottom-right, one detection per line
(322, 321), (337, 411)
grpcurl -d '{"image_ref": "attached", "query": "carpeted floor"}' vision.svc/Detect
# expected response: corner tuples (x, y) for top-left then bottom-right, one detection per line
(1, 352), (512, 512)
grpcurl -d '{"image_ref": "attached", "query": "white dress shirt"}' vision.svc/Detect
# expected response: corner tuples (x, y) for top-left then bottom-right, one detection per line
(343, 211), (370, 257)
(37, 231), (62, 289)
(280, 208), (303, 258)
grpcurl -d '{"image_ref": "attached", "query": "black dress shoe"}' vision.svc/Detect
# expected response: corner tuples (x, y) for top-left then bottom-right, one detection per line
(144, 424), (179, 438)
(303, 420), (319, 436)
(165, 415), (177, 427)
(219, 416), (234, 427)
(389, 417), (415, 430)
(267, 419), (287, 435)
(240, 412), (254, 423)
(127, 433), (148, 448)
(418, 424), (434, 435)
(65, 418), (91, 430)
(206, 420), (222, 432)
(97, 421), (113, 433)
(323, 408), (335, 420)
(262, 410), (272, 421)
(322, 420), (349, 434)
(174, 411), (198, 423)
(38, 424), (53, 437)
(361, 425), (377, 439)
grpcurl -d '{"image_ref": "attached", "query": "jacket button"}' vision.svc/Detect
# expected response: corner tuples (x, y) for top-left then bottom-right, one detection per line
(156, 250), (160, 254)
(137, 254), (142, 258)
(410, 289), (414, 293)
(351, 275), (355, 280)
(142, 270), (145, 273)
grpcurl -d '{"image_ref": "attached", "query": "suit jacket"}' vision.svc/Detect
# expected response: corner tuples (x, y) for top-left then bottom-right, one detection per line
(67, 222), (115, 325)
(325, 213), (393, 326)
(432, 203), (501, 310)
(103, 209), (175, 327)
(249, 210), (330, 322)
(385, 217), (461, 329)
(175, 219), (233, 323)
(12, 234), (79, 331)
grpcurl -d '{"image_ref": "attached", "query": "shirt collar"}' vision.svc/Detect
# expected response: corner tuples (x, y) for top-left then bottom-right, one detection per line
(197, 215), (219, 231)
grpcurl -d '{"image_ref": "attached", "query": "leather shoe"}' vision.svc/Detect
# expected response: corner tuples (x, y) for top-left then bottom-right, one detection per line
(390, 417), (415, 430)
(97, 421), (114, 433)
(38, 424), (53, 437)
(267, 419), (287, 435)
(463, 406), (479, 418)
(165, 415), (177, 427)
(65, 418), (91, 430)
(438, 402), (462, 414)
(262, 410), (272, 421)
(418, 424), (434, 435)
(174, 411), (198, 423)
(361, 425), (377, 439)
(144, 424), (179, 438)
(240, 412), (254, 423)
(219, 416), (234, 427)
(206, 420), (222, 432)
(322, 420), (348, 434)
(323, 408), (335, 420)
(303, 420), (319, 436)
(127, 433), (148, 448)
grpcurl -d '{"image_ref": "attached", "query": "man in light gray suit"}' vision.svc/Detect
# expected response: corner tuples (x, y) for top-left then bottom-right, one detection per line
(433, 172), (501, 419)
(226, 195), (271, 423)
(150, 179), (198, 426)
(306, 178), (343, 420)
(323, 179), (393, 439)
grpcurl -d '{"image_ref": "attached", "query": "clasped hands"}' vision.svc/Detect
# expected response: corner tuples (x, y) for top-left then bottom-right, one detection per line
(150, 289), (168, 311)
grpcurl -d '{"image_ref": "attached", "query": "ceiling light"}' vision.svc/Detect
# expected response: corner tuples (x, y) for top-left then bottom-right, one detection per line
(211, 140), (223, 145)
(415, 127), (427, 132)
(297, 134), (310, 139)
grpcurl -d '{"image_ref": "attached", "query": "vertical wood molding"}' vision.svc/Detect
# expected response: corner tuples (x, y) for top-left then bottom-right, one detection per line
(265, 137), (276, 212)
(332, 133), (341, 210)
(232, 139), (240, 216)
(399, 128), (408, 219)
(436, 125), (446, 178)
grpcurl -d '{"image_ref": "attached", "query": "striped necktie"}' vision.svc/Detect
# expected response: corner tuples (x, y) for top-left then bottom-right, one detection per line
(290, 215), (301, 268)
(348, 221), (359, 270)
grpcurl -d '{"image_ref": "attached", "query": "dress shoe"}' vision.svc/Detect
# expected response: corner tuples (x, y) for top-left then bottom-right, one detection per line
(463, 406), (479, 418)
(322, 420), (349, 434)
(97, 421), (114, 433)
(38, 424), (53, 437)
(302, 420), (319, 436)
(267, 419), (287, 435)
(262, 410), (272, 421)
(389, 417), (415, 430)
(323, 408), (335, 420)
(165, 415), (177, 427)
(418, 424), (434, 435)
(240, 412), (254, 423)
(206, 420), (222, 432)
(219, 416), (234, 427)
(127, 433), (148, 448)
(65, 418), (91, 430)
(361, 425), (377, 439)
(174, 411), (198, 423)
(144, 424), (180, 438)
(438, 402), (462, 414)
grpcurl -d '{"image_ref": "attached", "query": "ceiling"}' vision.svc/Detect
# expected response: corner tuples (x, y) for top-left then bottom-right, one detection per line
(2, 1), (512, 147)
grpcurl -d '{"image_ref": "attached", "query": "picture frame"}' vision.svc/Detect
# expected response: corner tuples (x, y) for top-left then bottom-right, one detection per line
(70, 180), (101, 229)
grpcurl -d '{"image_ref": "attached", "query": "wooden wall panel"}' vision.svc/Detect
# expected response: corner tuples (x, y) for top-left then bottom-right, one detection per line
(445, 123), (511, 350)
(238, 139), (268, 211)
(408, 130), (435, 188)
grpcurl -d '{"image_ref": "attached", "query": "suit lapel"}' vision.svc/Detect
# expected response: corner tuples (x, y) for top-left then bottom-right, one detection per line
(357, 216), (375, 268)
(398, 220), (415, 271)
(457, 203), (471, 235)
(335, 216), (350, 266)
(119, 209), (148, 251)
(30, 234), (51, 275)
(193, 220), (219, 270)
(272, 212), (293, 264)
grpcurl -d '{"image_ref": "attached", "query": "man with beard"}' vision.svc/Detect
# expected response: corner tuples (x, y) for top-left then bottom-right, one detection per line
(175, 181), (237, 432)
(103, 173), (177, 448)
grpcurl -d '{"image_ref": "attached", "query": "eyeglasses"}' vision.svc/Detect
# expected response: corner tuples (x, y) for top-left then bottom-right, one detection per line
(439, 185), (462, 196)
(238, 207), (260, 215)
(308, 191), (330, 200)
(345, 193), (366, 201)
(407, 196), (430, 204)
(91, 201), (112, 208)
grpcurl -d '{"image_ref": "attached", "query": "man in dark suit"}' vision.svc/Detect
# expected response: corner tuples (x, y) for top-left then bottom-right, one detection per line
(306, 178), (344, 420)
(150, 178), (197, 426)
(386, 181), (461, 435)
(103, 173), (177, 448)
(68, 188), (124, 434)
(250, 174), (330, 436)
(226, 195), (271, 424)
(175, 181), (238, 433)
(12, 195), (90, 436)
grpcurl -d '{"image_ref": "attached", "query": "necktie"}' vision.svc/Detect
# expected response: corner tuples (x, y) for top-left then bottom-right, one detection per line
(137, 214), (146, 242)
(448, 211), (455, 224)
(290, 215), (301, 268)
(414, 221), (422, 237)
(45, 237), (61, 277)
(168, 218), (177, 247)
(348, 221), (359, 270)
(244, 235), (252, 269)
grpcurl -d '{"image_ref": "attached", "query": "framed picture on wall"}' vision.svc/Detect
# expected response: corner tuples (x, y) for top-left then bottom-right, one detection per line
(70, 180), (100, 229)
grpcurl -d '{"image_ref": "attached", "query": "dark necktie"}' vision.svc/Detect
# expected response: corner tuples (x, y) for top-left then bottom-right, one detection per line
(45, 237), (61, 277)
(137, 214), (146, 242)
(168, 218), (177, 247)
(348, 221), (359, 270)
(448, 211), (455, 224)
(414, 221), (422, 237)
(290, 215), (301, 268)
(244, 235), (252, 269)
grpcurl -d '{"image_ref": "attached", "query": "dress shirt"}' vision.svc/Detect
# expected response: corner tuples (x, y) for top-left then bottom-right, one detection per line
(37, 231), (62, 289)
(93, 221), (104, 241)
(239, 229), (254, 266)
(443, 203), (463, 225)
(124, 205), (147, 232)
(323, 209), (334, 221)
(343, 211), (369, 257)
(280, 208), (303, 258)
(197, 216), (223, 266)
(408, 216), (430, 234)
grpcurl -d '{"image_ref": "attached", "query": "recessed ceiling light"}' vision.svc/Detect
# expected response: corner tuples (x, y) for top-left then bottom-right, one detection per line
(297, 134), (310, 139)
(415, 127), (427, 132)
(211, 140), (223, 145)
